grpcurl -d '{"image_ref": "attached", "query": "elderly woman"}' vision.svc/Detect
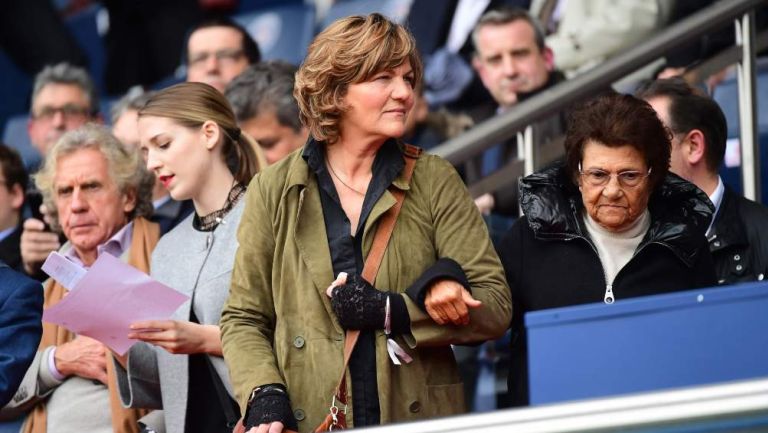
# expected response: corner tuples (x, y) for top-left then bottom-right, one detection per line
(499, 93), (717, 407)
(220, 13), (511, 432)
(2, 124), (157, 433)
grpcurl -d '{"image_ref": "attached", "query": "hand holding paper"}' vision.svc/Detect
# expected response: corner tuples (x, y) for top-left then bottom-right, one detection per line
(128, 320), (222, 356)
(41, 250), (86, 290)
(42, 252), (189, 355)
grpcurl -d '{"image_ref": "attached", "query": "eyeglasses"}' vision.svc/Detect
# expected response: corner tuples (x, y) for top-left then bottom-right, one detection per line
(32, 104), (90, 122)
(578, 162), (652, 188)
(188, 49), (245, 68)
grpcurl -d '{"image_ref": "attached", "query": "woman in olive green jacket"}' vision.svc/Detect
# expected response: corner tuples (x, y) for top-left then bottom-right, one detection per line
(220, 14), (512, 432)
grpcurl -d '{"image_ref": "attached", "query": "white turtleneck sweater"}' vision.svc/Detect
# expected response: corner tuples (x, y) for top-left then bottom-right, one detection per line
(583, 209), (651, 287)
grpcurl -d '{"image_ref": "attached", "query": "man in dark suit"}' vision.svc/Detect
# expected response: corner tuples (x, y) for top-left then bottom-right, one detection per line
(0, 144), (28, 272)
(0, 261), (43, 407)
(639, 78), (768, 284)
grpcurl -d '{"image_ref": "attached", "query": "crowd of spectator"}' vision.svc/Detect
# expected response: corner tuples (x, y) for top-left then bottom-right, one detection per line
(0, 1), (767, 433)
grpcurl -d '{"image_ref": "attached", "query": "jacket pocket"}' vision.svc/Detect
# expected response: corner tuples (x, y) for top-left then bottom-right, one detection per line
(425, 382), (465, 417)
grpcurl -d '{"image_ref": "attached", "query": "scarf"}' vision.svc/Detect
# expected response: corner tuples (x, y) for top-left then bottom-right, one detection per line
(24, 217), (160, 433)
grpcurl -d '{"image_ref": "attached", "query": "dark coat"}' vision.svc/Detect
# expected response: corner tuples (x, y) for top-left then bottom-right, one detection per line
(151, 198), (194, 235)
(0, 227), (22, 271)
(462, 71), (569, 216)
(498, 166), (717, 407)
(0, 262), (43, 407)
(710, 186), (768, 284)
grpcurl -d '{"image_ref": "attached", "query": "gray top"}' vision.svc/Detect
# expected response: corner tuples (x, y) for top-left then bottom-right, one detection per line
(0, 238), (134, 433)
(0, 347), (112, 433)
(114, 199), (245, 433)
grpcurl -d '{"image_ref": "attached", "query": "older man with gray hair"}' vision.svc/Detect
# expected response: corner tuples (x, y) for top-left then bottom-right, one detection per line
(1, 124), (159, 433)
(21, 63), (101, 279)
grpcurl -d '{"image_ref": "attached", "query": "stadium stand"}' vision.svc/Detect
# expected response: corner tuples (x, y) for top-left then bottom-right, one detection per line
(233, 3), (316, 66)
(715, 57), (768, 202)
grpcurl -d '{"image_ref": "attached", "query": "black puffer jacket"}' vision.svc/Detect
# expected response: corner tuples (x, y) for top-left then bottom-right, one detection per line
(499, 165), (717, 407)
(710, 186), (768, 284)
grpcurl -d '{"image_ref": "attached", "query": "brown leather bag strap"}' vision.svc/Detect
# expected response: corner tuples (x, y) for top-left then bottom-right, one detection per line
(360, 149), (420, 283)
(334, 144), (421, 404)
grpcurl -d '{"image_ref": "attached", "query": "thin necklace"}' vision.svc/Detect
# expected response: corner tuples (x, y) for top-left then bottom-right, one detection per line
(326, 156), (366, 196)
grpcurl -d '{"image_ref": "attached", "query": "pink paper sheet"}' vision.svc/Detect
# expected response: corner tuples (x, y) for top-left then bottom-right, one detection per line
(42, 253), (189, 355)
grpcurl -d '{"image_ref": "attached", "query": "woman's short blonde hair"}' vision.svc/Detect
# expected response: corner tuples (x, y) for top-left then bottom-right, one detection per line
(294, 13), (423, 144)
(34, 123), (154, 232)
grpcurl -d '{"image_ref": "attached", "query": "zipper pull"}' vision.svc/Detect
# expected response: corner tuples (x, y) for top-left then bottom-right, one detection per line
(604, 285), (614, 304)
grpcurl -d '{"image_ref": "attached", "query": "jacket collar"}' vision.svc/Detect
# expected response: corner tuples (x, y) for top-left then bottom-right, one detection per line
(710, 186), (749, 252)
(516, 69), (567, 103)
(289, 138), (410, 326)
(519, 165), (582, 239)
(520, 165), (714, 266)
(292, 138), (412, 192)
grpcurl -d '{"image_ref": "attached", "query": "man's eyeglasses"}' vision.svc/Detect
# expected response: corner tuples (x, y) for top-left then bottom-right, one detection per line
(32, 104), (90, 122)
(188, 49), (245, 68)
(579, 162), (652, 188)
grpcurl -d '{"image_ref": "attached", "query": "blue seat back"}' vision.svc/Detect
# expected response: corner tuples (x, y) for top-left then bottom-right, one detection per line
(320, 0), (412, 30)
(235, 0), (303, 15)
(2, 115), (41, 171)
(0, 50), (32, 134)
(234, 4), (316, 66)
(713, 57), (768, 202)
(64, 4), (107, 97)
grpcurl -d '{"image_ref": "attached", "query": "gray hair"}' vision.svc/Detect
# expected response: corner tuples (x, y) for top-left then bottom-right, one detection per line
(31, 62), (99, 115)
(34, 123), (154, 232)
(471, 7), (547, 55)
(110, 87), (157, 125)
(225, 61), (303, 132)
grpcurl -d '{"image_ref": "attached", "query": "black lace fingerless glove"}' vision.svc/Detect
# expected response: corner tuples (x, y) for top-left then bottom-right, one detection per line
(244, 384), (298, 431)
(330, 273), (388, 330)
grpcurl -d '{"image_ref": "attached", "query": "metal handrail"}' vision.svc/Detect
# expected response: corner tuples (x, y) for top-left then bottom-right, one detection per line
(367, 377), (768, 433)
(683, 29), (768, 84)
(736, 10), (760, 201)
(432, 0), (764, 177)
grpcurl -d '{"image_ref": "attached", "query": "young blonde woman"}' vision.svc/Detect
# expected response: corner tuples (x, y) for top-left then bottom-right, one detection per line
(113, 82), (264, 433)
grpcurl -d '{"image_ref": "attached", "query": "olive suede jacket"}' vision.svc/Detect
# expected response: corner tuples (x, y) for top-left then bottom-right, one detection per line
(220, 145), (512, 429)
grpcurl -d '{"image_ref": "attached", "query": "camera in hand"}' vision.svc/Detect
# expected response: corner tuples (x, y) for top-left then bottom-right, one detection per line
(25, 189), (51, 231)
